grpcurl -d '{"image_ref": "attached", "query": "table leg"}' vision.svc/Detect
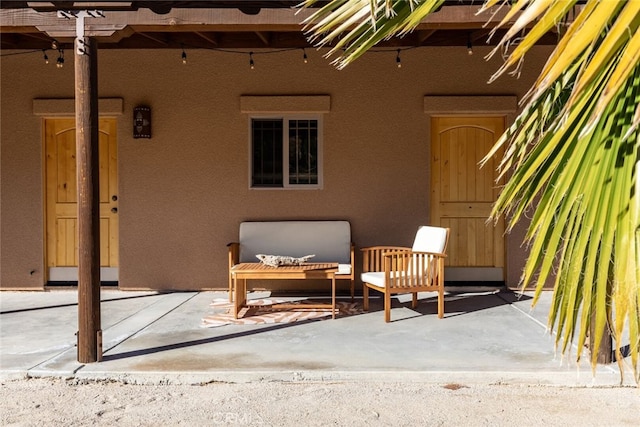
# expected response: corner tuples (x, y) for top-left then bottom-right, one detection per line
(331, 274), (336, 319)
(234, 277), (247, 319)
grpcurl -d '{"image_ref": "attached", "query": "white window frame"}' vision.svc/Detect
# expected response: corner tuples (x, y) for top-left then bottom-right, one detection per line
(248, 114), (323, 190)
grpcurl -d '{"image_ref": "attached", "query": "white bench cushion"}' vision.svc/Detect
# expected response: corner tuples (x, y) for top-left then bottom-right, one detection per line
(238, 221), (351, 264)
(337, 264), (352, 275)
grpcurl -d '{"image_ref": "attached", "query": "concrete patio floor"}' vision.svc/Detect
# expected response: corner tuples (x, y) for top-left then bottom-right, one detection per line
(0, 288), (635, 386)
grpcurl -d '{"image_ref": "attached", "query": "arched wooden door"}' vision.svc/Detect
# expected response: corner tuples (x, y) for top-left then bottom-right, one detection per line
(44, 118), (119, 282)
(430, 116), (505, 282)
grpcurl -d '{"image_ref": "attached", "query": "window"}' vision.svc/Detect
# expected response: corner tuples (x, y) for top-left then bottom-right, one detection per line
(250, 116), (322, 189)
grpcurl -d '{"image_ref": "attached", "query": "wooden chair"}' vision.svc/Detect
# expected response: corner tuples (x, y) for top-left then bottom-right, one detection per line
(361, 226), (449, 322)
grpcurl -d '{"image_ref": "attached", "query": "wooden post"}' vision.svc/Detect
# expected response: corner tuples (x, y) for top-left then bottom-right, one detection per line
(589, 310), (613, 364)
(76, 36), (102, 363)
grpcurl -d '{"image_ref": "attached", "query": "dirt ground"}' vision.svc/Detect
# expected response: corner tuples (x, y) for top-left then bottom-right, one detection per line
(1, 378), (639, 426)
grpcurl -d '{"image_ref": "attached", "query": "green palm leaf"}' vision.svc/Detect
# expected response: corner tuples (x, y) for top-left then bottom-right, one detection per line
(301, 0), (640, 383)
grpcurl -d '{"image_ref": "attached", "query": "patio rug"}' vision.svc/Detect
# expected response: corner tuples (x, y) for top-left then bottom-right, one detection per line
(201, 298), (363, 328)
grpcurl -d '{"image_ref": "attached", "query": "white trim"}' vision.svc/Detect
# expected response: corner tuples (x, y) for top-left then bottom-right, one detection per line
(48, 267), (119, 282)
(33, 97), (124, 116)
(248, 114), (324, 190)
(445, 267), (504, 282)
(424, 96), (518, 114)
(240, 95), (330, 113)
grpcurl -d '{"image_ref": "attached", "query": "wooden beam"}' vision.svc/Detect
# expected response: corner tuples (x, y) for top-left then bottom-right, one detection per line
(418, 30), (436, 44)
(470, 29), (491, 43)
(590, 310), (613, 364)
(194, 31), (218, 46)
(254, 31), (270, 46)
(76, 36), (102, 364)
(135, 31), (169, 46)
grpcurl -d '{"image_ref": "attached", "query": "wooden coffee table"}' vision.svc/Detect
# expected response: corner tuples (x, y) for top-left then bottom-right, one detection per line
(230, 262), (339, 319)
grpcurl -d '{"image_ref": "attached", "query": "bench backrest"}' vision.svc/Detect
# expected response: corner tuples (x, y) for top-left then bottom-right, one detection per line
(238, 221), (351, 264)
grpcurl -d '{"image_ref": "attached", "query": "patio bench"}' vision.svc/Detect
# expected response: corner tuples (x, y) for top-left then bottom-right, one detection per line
(227, 220), (355, 301)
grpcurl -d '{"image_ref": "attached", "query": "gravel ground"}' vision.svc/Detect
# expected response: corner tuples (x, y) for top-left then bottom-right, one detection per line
(1, 378), (639, 426)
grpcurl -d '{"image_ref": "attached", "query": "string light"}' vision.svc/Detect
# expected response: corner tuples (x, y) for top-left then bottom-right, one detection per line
(467, 33), (473, 55)
(42, 49), (49, 64)
(56, 49), (64, 68)
(2, 43), (429, 70)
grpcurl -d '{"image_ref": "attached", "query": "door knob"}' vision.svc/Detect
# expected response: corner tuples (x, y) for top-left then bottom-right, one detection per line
(111, 207), (118, 213)
(112, 195), (118, 201)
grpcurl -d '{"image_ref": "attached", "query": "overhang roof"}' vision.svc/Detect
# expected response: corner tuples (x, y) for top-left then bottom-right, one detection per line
(1, 1), (565, 51)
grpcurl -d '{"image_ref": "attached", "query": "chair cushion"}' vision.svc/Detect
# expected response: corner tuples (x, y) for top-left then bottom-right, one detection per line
(361, 271), (385, 288)
(362, 270), (437, 288)
(336, 264), (351, 275)
(412, 226), (448, 253)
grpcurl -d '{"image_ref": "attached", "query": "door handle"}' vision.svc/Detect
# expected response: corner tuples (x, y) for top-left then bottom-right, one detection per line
(112, 195), (118, 201)
(111, 207), (118, 213)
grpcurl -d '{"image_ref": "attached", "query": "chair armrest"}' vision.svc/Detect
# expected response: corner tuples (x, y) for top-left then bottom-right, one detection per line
(383, 250), (447, 258)
(227, 242), (240, 269)
(361, 246), (410, 272)
(347, 242), (355, 277)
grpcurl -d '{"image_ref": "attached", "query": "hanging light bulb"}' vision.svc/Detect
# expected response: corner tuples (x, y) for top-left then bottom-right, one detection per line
(56, 49), (64, 68)
(249, 52), (255, 70)
(396, 49), (402, 68)
(43, 49), (49, 65)
(467, 33), (473, 55)
(302, 48), (308, 64)
(181, 46), (187, 64)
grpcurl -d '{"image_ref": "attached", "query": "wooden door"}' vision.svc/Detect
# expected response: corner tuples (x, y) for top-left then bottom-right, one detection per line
(431, 116), (505, 282)
(45, 118), (118, 281)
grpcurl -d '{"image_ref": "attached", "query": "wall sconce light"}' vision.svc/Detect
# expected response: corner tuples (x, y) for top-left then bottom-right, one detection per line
(133, 106), (151, 138)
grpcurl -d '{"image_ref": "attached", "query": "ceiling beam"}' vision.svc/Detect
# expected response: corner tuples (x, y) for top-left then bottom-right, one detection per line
(254, 31), (270, 46)
(418, 30), (436, 44)
(135, 31), (169, 46)
(194, 31), (218, 47)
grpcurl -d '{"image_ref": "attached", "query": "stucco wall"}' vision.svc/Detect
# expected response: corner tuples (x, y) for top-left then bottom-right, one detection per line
(0, 45), (553, 291)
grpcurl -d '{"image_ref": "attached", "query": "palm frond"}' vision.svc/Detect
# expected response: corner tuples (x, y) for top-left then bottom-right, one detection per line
(301, 0), (444, 69)
(489, 49), (640, 381)
(301, 0), (640, 383)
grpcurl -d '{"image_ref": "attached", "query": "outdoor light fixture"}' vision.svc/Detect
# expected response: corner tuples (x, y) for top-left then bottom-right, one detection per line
(467, 33), (473, 55)
(56, 49), (64, 68)
(303, 48), (308, 64)
(181, 46), (187, 64)
(249, 52), (255, 69)
(133, 106), (151, 139)
(396, 49), (402, 68)
(51, 39), (58, 50)
(43, 49), (49, 64)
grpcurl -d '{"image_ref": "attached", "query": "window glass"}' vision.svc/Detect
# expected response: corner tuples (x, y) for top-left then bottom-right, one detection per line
(288, 119), (318, 185)
(250, 116), (321, 189)
(251, 119), (283, 187)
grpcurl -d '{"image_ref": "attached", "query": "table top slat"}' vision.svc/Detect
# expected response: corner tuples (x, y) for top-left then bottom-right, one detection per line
(232, 262), (338, 273)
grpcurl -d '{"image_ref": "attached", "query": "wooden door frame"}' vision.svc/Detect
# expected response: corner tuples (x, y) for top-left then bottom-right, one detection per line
(424, 96), (518, 283)
(35, 98), (123, 284)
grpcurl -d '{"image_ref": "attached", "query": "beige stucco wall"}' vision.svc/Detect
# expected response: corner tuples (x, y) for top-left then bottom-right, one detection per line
(0, 45), (553, 291)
